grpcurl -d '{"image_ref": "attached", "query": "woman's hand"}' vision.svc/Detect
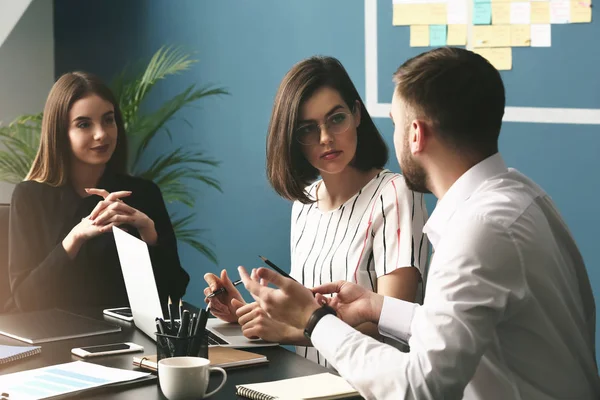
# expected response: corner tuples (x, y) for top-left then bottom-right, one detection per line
(62, 217), (105, 259)
(203, 269), (246, 323)
(236, 301), (300, 343)
(86, 188), (157, 245)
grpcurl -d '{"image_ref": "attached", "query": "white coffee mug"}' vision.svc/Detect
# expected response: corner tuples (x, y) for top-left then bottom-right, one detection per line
(158, 356), (227, 400)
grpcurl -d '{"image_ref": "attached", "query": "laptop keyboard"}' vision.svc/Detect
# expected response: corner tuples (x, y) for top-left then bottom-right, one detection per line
(205, 329), (228, 345)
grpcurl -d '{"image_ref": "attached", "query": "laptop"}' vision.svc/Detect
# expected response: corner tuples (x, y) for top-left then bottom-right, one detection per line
(0, 309), (121, 344)
(112, 226), (277, 348)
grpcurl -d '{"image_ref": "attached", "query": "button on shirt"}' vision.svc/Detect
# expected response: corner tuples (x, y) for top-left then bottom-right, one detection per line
(311, 153), (599, 399)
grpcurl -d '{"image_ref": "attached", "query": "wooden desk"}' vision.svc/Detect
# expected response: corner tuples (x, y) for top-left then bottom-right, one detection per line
(0, 308), (358, 399)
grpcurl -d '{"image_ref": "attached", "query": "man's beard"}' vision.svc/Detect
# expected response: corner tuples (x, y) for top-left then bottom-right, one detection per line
(400, 136), (430, 194)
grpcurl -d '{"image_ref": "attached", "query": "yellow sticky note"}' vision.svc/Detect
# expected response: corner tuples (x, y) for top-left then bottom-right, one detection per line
(570, 1), (592, 22)
(530, 1), (551, 24)
(429, 3), (448, 24)
(473, 25), (511, 47)
(410, 26), (430, 47)
(447, 24), (468, 45)
(492, 3), (511, 24)
(511, 24), (531, 46)
(474, 48), (512, 70)
(393, 3), (447, 25)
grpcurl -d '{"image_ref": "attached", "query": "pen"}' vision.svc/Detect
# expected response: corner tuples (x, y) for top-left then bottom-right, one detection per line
(259, 255), (297, 282)
(188, 313), (197, 337)
(179, 299), (184, 321)
(189, 309), (208, 356)
(178, 310), (191, 337)
(155, 317), (166, 335)
(206, 279), (243, 298)
(167, 296), (176, 333)
(176, 310), (191, 356)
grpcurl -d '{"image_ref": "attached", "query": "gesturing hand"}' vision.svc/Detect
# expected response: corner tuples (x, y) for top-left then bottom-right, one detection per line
(238, 266), (320, 330)
(203, 269), (245, 323)
(235, 301), (295, 342)
(86, 188), (157, 245)
(312, 281), (384, 328)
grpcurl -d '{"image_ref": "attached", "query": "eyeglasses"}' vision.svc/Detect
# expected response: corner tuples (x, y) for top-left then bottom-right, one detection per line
(294, 111), (353, 146)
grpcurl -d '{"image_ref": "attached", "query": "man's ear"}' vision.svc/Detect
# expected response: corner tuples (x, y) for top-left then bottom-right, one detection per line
(353, 100), (361, 127)
(410, 119), (429, 155)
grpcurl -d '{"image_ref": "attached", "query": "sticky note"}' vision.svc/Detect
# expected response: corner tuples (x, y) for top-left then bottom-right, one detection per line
(549, 0), (570, 23)
(447, 24), (468, 45)
(410, 25), (430, 47)
(511, 24), (532, 46)
(393, 3), (448, 25)
(492, 3), (511, 24)
(429, 25), (448, 46)
(510, 2), (532, 23)
(473, 3), (493, 24)
(531, 1), (551, 24)
(474, 48), (512, 70)
(530, 24), (552, 46)
(570, 1), (592, 22)
(448, 0), (469, 24)
(473, 25), (511, 47)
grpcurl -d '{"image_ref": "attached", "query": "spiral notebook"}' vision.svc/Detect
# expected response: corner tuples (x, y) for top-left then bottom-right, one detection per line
(235, 372), (359, 400)
(0, 344), (41, 365)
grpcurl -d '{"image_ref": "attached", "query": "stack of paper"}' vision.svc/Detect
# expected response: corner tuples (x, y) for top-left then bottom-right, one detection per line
(0, 361), (151, 400)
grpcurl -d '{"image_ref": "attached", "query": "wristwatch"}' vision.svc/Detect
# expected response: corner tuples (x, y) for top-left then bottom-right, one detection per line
(304, 304), (337, 340)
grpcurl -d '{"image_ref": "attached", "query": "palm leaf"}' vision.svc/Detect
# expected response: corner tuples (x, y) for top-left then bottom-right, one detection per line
(127, 84), (227, 168)
(171, 214), (218, 264)
(0, 114), (42, 183)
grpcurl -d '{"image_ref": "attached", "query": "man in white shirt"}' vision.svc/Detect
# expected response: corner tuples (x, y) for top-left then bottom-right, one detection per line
(238, 47), (600, 399)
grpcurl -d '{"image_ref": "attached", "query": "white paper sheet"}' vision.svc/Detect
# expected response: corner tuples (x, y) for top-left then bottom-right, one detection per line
(447, 0), (468, 24)
(0, 361), (150, 400)
(531, 24), (552, 47)
(549, 0), (570, 23)
(510, 2), (531, 24)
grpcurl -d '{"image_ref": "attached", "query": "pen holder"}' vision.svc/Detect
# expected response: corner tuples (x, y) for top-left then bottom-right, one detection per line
(156, 331), (208, 361)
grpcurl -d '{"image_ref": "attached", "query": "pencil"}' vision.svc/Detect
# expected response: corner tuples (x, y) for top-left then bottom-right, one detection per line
(258, 255), (298, 282)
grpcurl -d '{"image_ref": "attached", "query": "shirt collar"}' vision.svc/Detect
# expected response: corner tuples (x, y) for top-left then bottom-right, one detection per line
(423, 152), (508, 248)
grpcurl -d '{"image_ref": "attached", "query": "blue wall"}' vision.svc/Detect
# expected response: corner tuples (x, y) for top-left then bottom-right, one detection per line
(55, 0), (600, 362)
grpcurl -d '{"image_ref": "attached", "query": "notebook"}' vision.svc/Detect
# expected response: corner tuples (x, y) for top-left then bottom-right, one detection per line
(133, 346), (268, 372)
(235, 372), (359, 400)
(0, 344), (41, 365)
(0, 308), (121, 344)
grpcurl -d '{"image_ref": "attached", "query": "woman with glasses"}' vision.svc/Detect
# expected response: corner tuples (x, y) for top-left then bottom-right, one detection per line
(204, 56), (428, 367)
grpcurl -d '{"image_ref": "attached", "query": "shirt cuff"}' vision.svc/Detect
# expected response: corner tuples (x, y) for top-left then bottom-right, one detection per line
(378, 296), (418, 343)
(311, 314), (355, 369)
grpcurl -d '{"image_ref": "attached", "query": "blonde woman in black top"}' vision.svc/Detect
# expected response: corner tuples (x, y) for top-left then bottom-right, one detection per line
(7, 72), (189, 313)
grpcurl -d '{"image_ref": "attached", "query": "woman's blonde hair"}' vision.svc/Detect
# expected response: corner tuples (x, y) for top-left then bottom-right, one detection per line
(26, 71), (128, 186)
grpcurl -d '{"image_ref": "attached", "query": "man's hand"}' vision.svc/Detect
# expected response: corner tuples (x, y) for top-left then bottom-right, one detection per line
(203, 269), (245, 323)
(313, 281), (384, 327)
(238, 266), (320, 330)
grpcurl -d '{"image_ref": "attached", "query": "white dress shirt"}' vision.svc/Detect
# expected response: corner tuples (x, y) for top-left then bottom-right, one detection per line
(311, 153), (599, 400)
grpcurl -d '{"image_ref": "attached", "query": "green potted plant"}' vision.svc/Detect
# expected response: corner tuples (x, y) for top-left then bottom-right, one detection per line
(0, 46), (226, 264)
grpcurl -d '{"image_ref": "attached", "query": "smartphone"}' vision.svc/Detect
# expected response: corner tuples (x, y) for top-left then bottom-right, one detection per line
(103, 307), (134, 322)
(71, 342), (144, 358)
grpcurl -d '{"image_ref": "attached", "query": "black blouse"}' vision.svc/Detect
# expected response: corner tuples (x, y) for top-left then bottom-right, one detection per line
(7, 172), (190, 314)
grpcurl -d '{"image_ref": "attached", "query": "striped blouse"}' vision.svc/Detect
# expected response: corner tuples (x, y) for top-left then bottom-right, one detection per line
(290, 170), (429, 367)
